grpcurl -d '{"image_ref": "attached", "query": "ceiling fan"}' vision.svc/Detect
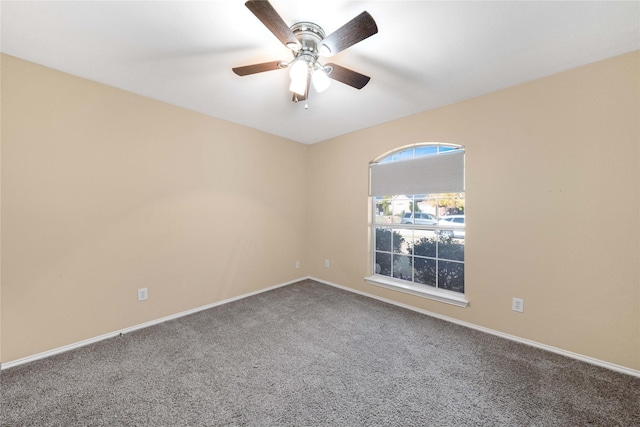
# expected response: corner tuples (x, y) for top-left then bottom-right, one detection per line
(232, 0), (378, 103)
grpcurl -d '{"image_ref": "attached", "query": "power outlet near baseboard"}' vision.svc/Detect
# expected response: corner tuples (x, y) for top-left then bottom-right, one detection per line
(138, 288), (148, 302)
(512, 297), (524, 313)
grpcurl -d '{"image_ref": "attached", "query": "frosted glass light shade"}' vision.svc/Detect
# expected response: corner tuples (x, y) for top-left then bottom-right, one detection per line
(289, 59), (308, 80)
(312, 68), (331, 93)
(289, 74), (307, 96)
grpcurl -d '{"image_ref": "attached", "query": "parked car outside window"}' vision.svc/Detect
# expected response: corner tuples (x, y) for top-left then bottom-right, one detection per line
(401, 212), (437, 225)
(437, 215), (465, 238)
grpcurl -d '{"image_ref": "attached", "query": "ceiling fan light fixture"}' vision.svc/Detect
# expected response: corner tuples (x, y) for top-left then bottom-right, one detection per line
(289, 72), (308, 96)
(235, 1), (378, 102)
(289, 58), (309, 80)
(312, 66), (331, 93)
(289, 79), (307, 96)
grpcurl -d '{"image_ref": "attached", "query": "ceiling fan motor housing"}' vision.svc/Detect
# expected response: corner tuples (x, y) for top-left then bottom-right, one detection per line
(290, 22), (325, 63)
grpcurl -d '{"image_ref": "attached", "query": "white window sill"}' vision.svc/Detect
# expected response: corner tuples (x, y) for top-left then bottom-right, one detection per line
(364, 275), (469, 308)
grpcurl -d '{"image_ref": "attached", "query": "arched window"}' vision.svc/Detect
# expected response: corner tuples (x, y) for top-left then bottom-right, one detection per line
(366, 143), (467, 307)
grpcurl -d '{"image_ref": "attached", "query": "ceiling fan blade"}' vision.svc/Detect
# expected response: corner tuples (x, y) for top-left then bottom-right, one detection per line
(320, 11), (378, 56)
(325, 63), (370, 89)
(232, 60), (284, 76)
(245, 0), (300, 50)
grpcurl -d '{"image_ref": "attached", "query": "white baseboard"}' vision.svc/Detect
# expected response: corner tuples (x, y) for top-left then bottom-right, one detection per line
(311, 276), (640, 379)
(0, 277), (307, 370)
(4, 275), (639, 379)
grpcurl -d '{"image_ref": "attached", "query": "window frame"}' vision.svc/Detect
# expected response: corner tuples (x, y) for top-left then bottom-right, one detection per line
(365, 143), (468, 308)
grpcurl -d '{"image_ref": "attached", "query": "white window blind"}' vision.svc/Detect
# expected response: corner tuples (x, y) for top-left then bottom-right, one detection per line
(369, 150), (464, 196)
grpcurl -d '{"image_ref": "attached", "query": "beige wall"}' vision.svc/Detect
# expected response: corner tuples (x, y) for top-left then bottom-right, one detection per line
(2, 51), (639, 372)
(1, 55), (308, 363)
(307, 51), (640, 371)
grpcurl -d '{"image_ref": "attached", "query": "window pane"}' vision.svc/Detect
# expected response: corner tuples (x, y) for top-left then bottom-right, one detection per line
(414, 257), (436, 287)
(436, 194), (465, 217)
(438, 237), (464, 262)
(411, 195), (427, 215)
(438, 146), (457, 154)
(393, 228), (412, 254)
(375, 228), (392, 252)
(415, 145), (438, 157)
(393, 254), (413, 281)
(376, 227), (406, 253)
(438, 260), (464, 293)
(412, 236), (437, 258)
(392, 229), (405, 252)
(414, 228), (438, 243)
(392, 196), (411, 223)
(421, 194), (441, 218)
(392, 148), (414, 162)
(375, 252), (392, 276)
(374, 197), (393, 224)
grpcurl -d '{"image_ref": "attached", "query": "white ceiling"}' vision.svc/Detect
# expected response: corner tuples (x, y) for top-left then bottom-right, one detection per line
(2, 1), (638, 144)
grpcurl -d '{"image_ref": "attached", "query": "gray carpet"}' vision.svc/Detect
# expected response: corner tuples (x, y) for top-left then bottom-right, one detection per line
(1, 279), (639, 426)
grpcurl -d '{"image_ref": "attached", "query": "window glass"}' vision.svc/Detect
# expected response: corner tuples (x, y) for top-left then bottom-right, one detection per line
(370, 144), (465, 294)
(415, 145), (438, 157)
(439, 146), (457, 154)
(392, 149), (414, 162)
(374, 196), (393, 224)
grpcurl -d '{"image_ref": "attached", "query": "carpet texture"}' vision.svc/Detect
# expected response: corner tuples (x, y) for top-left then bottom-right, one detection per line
(1, 280), (639, 426)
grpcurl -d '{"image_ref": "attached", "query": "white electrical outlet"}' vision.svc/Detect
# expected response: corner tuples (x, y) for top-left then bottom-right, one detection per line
(296, 260), (300, 269)
(324, 259), (330, 268)
(138, 288), (148, 302)
(512, 297), (524, 313)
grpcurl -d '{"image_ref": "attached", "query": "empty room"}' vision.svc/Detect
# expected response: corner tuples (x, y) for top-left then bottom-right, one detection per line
(1, 1), (639, 425)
